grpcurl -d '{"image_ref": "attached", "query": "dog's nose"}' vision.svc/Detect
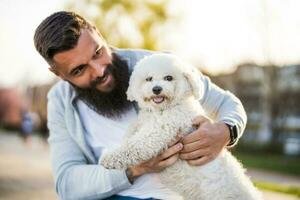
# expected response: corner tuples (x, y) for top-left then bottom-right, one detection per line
(152, 86), (162, 95)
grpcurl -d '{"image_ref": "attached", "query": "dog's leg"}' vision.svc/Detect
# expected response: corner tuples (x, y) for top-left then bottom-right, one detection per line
(100, 125), (176, 169)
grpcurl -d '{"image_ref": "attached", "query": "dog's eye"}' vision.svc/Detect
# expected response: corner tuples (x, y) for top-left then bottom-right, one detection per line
(164, 75), (173, 81)
(146, 77), (152, 82)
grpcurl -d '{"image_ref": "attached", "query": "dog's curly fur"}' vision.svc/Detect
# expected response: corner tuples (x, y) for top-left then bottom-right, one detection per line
(100, 54), (262, 200)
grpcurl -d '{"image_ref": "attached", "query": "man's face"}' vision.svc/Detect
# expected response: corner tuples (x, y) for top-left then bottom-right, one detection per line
(51, 28), (115, 93)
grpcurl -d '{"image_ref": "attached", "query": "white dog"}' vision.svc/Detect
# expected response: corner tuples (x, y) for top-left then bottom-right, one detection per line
(100, 54), (262, 200)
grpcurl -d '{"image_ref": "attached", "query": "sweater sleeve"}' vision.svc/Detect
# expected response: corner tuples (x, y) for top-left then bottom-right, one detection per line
(199, 74), (247, 145)
(47, 88), (131, 200)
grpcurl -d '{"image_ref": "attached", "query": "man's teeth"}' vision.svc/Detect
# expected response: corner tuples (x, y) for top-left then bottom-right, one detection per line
(100, 74), (108, 83)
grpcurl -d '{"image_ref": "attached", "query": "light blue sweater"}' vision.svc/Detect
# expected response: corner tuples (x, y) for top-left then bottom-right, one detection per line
(47, 48), (247, 200)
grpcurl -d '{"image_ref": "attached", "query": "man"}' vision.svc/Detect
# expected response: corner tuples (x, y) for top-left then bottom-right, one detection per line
(34, 11), (247, 200)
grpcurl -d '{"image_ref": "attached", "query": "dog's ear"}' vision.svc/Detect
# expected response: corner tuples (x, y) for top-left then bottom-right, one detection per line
(183, 66), (203, 100)
(126, 84), (135, 102)
(126, 88), (135, 102)
(126, 73), (136, 102)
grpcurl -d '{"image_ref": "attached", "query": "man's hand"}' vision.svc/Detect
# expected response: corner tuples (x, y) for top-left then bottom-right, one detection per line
(129, 138), (183, 178)
(179, 116), (230, 166)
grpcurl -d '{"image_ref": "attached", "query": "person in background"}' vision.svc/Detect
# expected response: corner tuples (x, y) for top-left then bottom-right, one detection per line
(20, 111), (33, 143)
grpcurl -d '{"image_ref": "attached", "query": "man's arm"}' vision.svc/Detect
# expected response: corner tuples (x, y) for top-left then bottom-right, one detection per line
(180, 73), (247, 166)
(199, 74), (247, 139)
(47, 91), (131, 200)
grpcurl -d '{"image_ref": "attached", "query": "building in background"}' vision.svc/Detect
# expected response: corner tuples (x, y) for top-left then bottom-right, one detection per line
(25, 82), (55, 139)
(0, 88), (23, 129)
(0, 82), (55, 140)
(211, 64), (300, 155)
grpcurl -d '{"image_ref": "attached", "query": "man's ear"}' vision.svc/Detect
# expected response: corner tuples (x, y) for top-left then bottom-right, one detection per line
(48, 67), (66, 80)
(48, 67), (59, 76)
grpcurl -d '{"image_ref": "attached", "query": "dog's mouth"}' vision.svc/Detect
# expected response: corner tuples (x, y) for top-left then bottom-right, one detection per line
(151, 95), (167, 104)
(144, 95), (169, 104)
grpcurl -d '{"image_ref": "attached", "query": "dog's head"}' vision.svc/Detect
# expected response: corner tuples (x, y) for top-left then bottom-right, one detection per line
(127, 54), (203, 111)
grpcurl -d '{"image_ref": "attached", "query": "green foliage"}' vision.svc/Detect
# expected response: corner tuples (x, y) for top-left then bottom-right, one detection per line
(254, 181), (300, 197)
(233, 151), (300, 176)
(66, 0), (182, 50)
(236, 140), (284, 154)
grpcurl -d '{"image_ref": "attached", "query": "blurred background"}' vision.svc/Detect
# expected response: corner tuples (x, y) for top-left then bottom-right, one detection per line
(0, 0), (299, 199)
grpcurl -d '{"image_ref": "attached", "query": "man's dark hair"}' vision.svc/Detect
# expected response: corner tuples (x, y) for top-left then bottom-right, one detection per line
(34, 11), (93, 65)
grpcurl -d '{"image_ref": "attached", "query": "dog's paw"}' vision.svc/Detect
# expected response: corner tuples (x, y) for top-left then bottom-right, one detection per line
(99, 152), (117, 169)
(99, 151), (127, 169)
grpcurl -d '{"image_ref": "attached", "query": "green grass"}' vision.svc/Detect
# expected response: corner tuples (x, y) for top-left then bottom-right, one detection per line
(254, 181), (300, 197)
(233, 151), (300, 176)
(232, 151), (300, 196)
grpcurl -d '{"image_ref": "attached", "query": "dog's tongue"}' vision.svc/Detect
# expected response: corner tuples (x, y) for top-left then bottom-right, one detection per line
(153, 96), (164, 104)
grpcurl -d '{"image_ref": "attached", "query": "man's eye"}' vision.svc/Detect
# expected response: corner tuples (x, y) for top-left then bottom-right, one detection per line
(145, 77), (152, 82)
(73, 67), (84, 76)
(164, 75), (173, 81)
(95, 48), (103, 56)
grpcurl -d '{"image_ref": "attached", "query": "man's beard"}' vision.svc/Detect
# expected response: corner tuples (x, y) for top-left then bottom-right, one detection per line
(72, 53), (132, 119)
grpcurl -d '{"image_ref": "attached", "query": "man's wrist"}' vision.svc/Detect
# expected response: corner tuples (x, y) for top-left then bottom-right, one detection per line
(125, 168), (135, 184)
(125, 166), (145, 184)
(218, 122), (231, 146)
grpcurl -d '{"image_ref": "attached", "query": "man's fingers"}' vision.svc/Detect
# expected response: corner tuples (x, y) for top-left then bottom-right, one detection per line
(168, 134), (183, 147)
(182, 130), (206, 144)
(187, 155), (212, 166)
(158, 153), (179, 168)
(182, 116), (212, 145)
(192, 115), (210, 126)
(181, 139), (209, 153)
(159, 143), (183, 160)
(180, 148), (209, 160)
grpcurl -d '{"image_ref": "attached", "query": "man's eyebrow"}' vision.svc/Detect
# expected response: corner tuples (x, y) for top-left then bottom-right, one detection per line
(95, 44), (101, 51)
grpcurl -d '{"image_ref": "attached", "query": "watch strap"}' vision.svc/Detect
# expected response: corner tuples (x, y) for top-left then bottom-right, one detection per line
(225, 123), (238, 146)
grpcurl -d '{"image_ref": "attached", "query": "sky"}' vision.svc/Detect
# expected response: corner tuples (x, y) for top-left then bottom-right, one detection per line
(0, 0), (65, 88)
(178, 0), (300, 72)
(1, 0), (300, 87)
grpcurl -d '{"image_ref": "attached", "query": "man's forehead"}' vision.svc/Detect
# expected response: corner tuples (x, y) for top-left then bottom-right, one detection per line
(79, 28), (102, 47)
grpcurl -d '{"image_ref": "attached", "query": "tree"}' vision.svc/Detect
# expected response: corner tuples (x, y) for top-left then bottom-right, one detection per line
(66, 0), (182, 50)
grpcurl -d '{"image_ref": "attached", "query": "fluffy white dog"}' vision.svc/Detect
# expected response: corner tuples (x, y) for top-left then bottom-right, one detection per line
(100, 54), (262, 200)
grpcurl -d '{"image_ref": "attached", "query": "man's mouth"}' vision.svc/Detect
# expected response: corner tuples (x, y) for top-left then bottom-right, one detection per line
(99, 73), (110, 84)
(90, 67), (112, 88)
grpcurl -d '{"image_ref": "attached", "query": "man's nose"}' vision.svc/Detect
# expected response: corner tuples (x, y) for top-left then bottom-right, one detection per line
(90, 61), (105, 77)
(152, 86), (162, 95)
